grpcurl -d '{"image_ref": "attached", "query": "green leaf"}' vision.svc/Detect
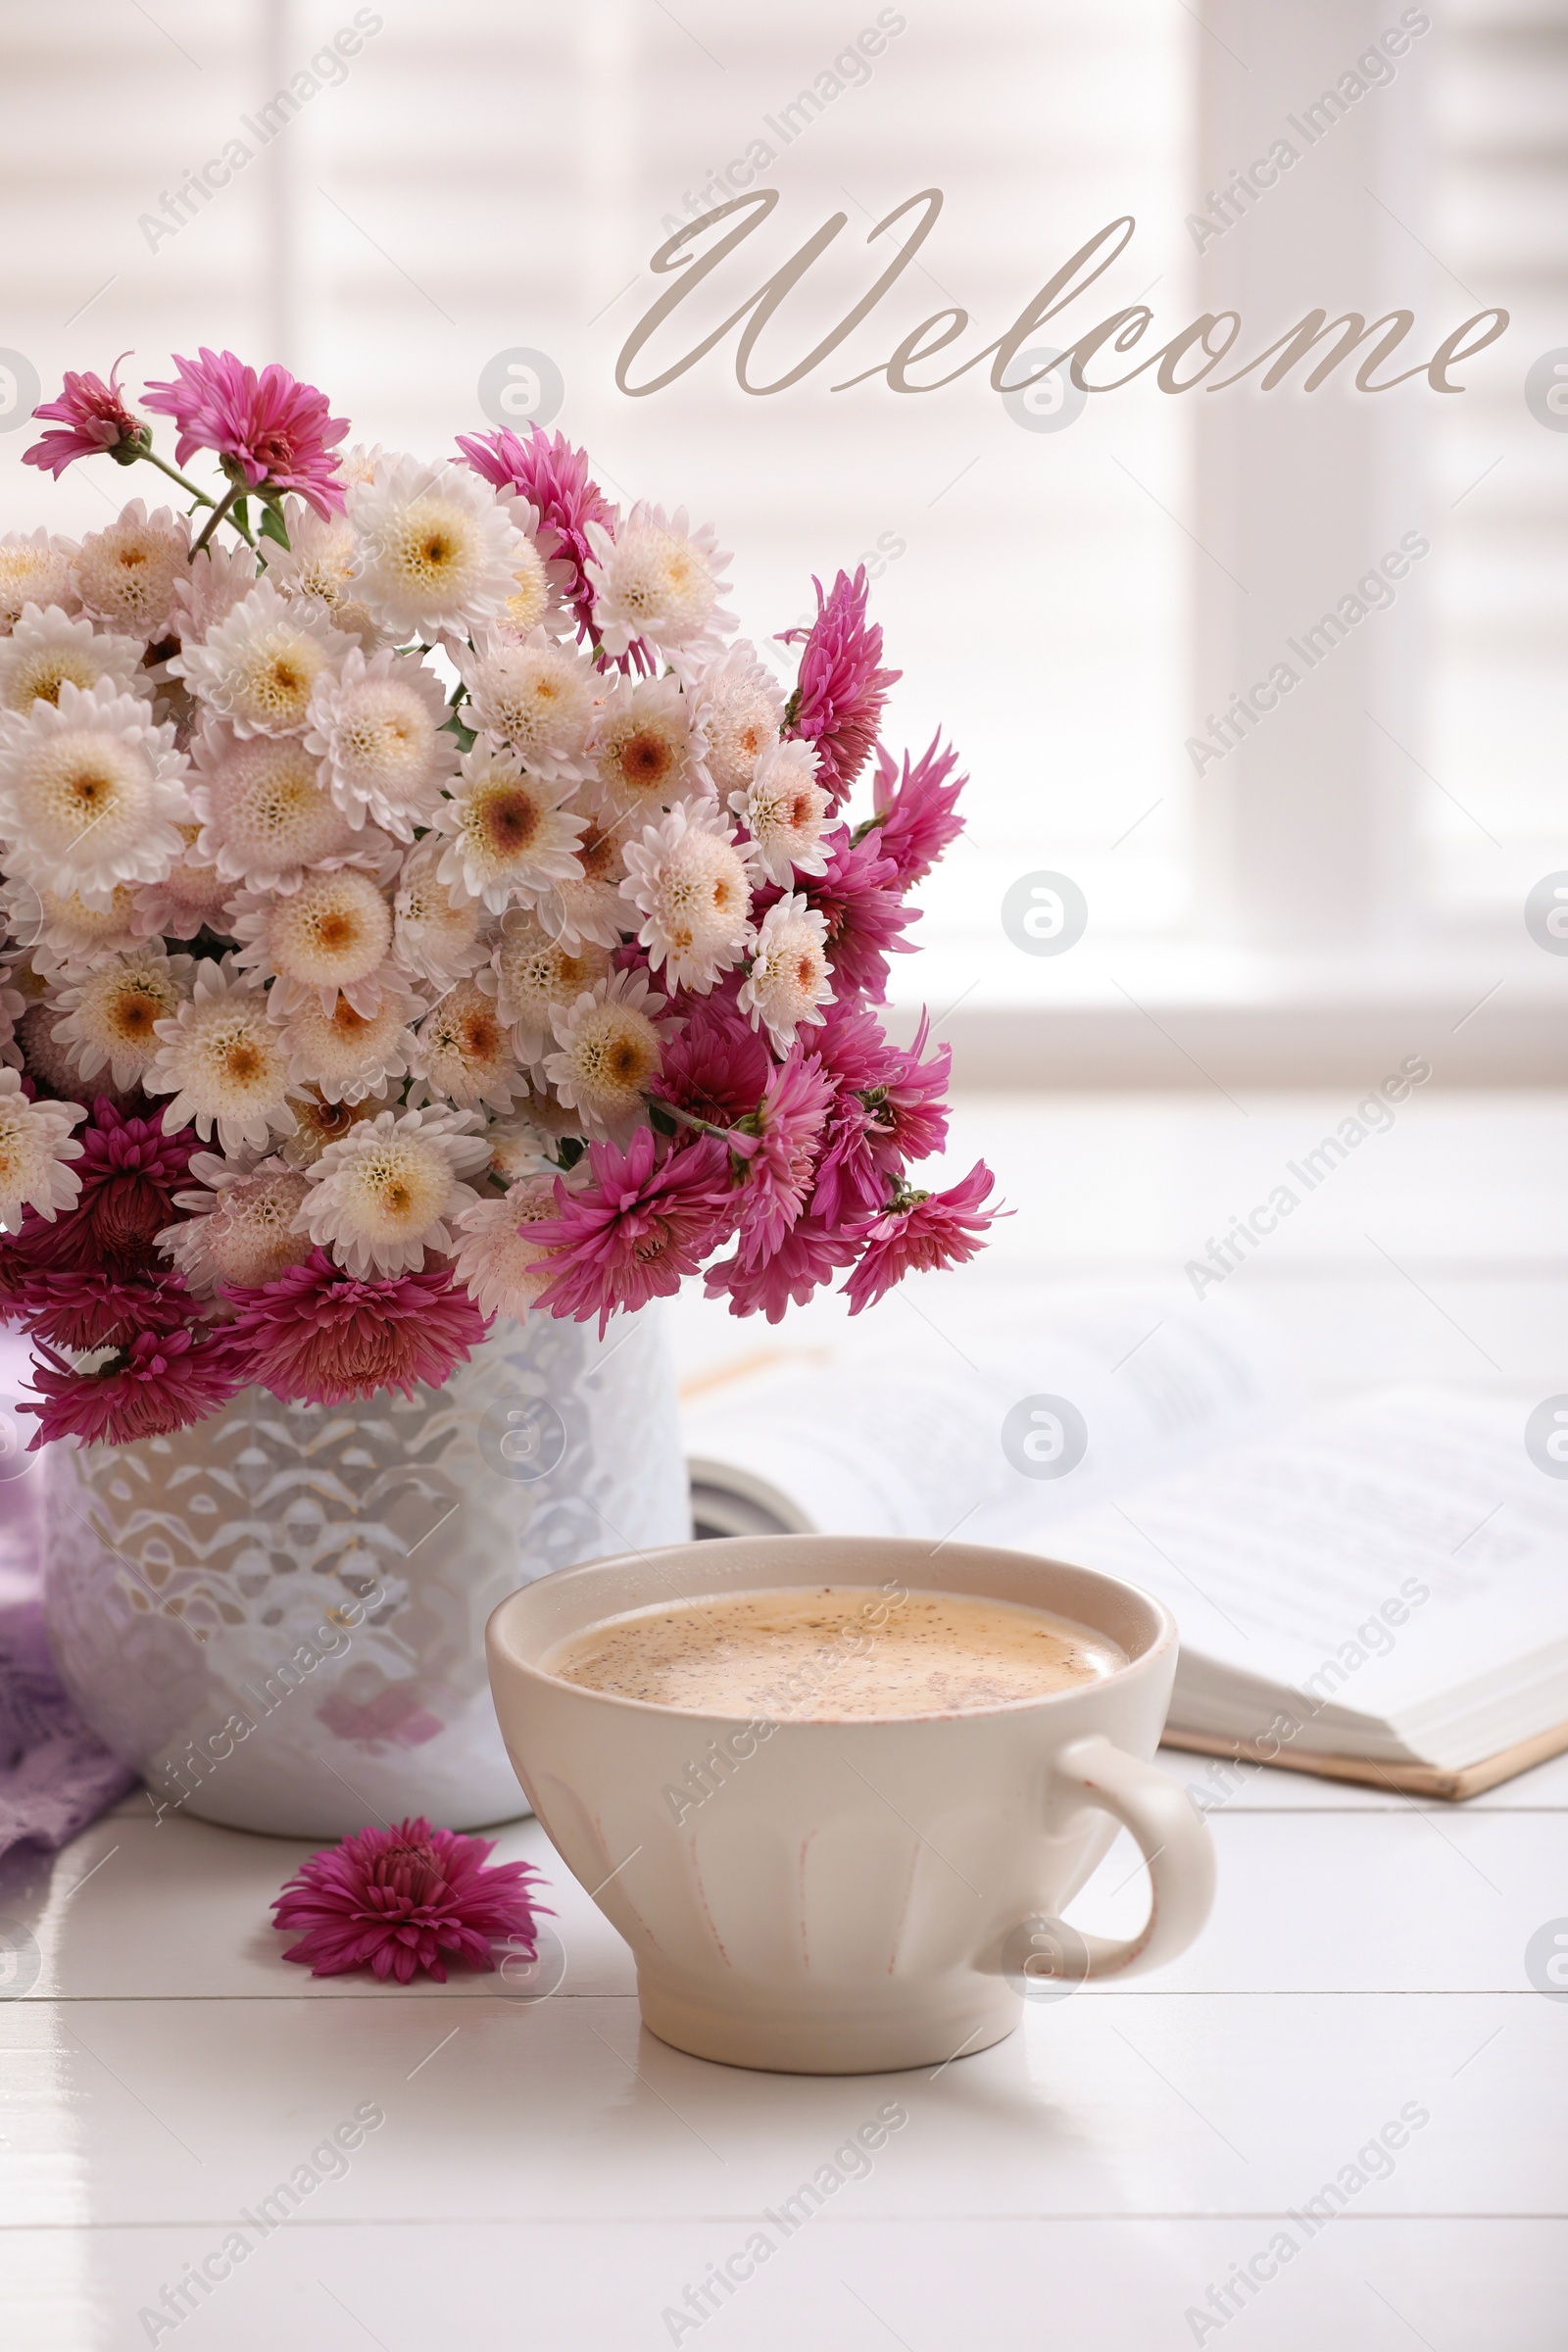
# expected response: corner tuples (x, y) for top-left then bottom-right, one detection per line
(257, 504), (291, 551)
(442, 714), (476, 753)
(555, 1135), (588, 1170)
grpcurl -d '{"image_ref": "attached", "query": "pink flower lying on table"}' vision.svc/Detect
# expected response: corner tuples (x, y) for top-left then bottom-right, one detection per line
(271, 1816), (550, 1984)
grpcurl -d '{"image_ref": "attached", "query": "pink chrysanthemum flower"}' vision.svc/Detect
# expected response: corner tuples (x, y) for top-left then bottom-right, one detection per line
(779, 566), (902, 805)
(650, 993), (770, 1127)
(842, 1160), (1001, 1314)
(456, 424), (618, 645)
(730, 1049), (833, 1266)
(13, 1266), (194, 1353)
(271, 1816), (549, 1984)
(531, 1127), (733, 1337)
(21, 1322), (243, 1449)
(143, 349), (349, 517)
(24, 354), (145, 479)
(223, 1250), (491, 1405)
(795, 824), (918, 1004)
(867, 732), (966, 885)
(704, 1211), (857, 1325)
(16, 1097), (196, 1275)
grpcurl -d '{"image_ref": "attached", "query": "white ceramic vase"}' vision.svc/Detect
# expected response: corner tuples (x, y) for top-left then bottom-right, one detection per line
(40, 1305), (690, 1838)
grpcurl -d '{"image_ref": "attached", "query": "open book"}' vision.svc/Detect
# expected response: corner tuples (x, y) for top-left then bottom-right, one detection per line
(681, 1297), (1568, 1798)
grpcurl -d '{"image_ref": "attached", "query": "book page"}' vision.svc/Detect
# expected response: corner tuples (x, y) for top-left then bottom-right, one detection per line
(1043, 1388), (1568, 1729)
(682, 1292), (1296, 1544)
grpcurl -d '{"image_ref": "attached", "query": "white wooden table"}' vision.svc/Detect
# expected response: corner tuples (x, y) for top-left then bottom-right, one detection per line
(4, 1092), (1565, 2350)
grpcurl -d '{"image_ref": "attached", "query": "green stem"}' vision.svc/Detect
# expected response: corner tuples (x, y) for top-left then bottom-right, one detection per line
(188, 481), (245, 560)
(663, 1101), (743, 1147)
(134, 445), (218, 508)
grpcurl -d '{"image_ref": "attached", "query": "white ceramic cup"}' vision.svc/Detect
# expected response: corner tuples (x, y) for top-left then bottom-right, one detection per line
(486, 1534), (1215, 2074)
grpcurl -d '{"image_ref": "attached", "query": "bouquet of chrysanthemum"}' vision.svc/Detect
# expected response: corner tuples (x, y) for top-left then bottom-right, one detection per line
(0, 349), (996, 1447)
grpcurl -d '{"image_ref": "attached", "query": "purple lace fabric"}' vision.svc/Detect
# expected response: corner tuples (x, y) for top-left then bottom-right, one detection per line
(0, 1332), (134, 1861)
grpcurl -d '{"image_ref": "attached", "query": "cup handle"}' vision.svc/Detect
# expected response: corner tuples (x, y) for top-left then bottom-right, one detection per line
(1044, 1733), (1216, 1981)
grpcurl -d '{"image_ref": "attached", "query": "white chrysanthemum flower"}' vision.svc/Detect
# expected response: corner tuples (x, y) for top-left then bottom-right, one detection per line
(52, 941), (194, 1092)
(0, 1065), (85, 1231)
(583, 502), (734, 662)
(0, 678), (191, 909)
(172, 541), (259, 645)
(304, 644), (458, 839)
(452, 1173), (564, 1319)
(160, 1152), (314, 1293)
(731, 736), (832, 884)
(0, 604), (150, 715)
(145, 955), (296, 1153)
(619, 801), (755, 993)
(274, 975), (423, 1106)
(300, 1102), (490, 1277)
(589, 672), (693, 822)
(458, 629), (596, 780)
(409, 976), (524, 1112)
(171, 579), (347, 738)
(542, 966), (673, 1140)
(279, 1086), (387, 1167)
(431, 740), (586, 914)
(737, 893), (835, 1052)
(489, 906), (612, 1062)
(74, 501), (190, 641)
(259, 496), (383, 649)
(130, 825), (233, 942)
(347, 457), (524, 640)
(229, 865), (394, 1018)
(188, 721), (360, 891)
(688, 639), (784, 799)
(0, 531), (79, 633)
(390, 836), (489, 988)
(480, 1115), (553, 1185)
(5, 876), (141, 980)
(531, 814), (629, 952)
(492, 492), (574, 640)
(337, 442), (399, 487)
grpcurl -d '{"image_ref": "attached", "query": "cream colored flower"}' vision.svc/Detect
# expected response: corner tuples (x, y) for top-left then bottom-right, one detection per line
(273, 980), (423, 1106)
(145, 955), (297, 1154)
(74, 501), (190, 641)
(582, 502), (733, 662)
(299, 1102), (490, 1276)
(542, 966), (673, 1141)
(589, 672), (693, 822)
(730, 736), (831, 884)
(0, 1066), (85, 1231)
(229, 866), (395, 1017)
(52, 941), (194, 1092)
(458, 628), (597, 780)
(0, 531), (79, 632)
(160, 1153), (314, 1293)
(688, 639), (784, 799)
(737, 894), (834, 1051)
(189, 721), (360, 891)
(304, 644), (458, 838)
(347, 457), (524, 640)
(452, 1174), (563, 1319)
(432, 740), (586, 914)
(0, 604), (150, 715)
(391, 835), (490, 988)
(619, 801), (755, 992)
(171, 579), (347, 737)
(489, 906), (612, 1061)
(0, 678), (191, 909)
(409, 976), (524, 1112)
